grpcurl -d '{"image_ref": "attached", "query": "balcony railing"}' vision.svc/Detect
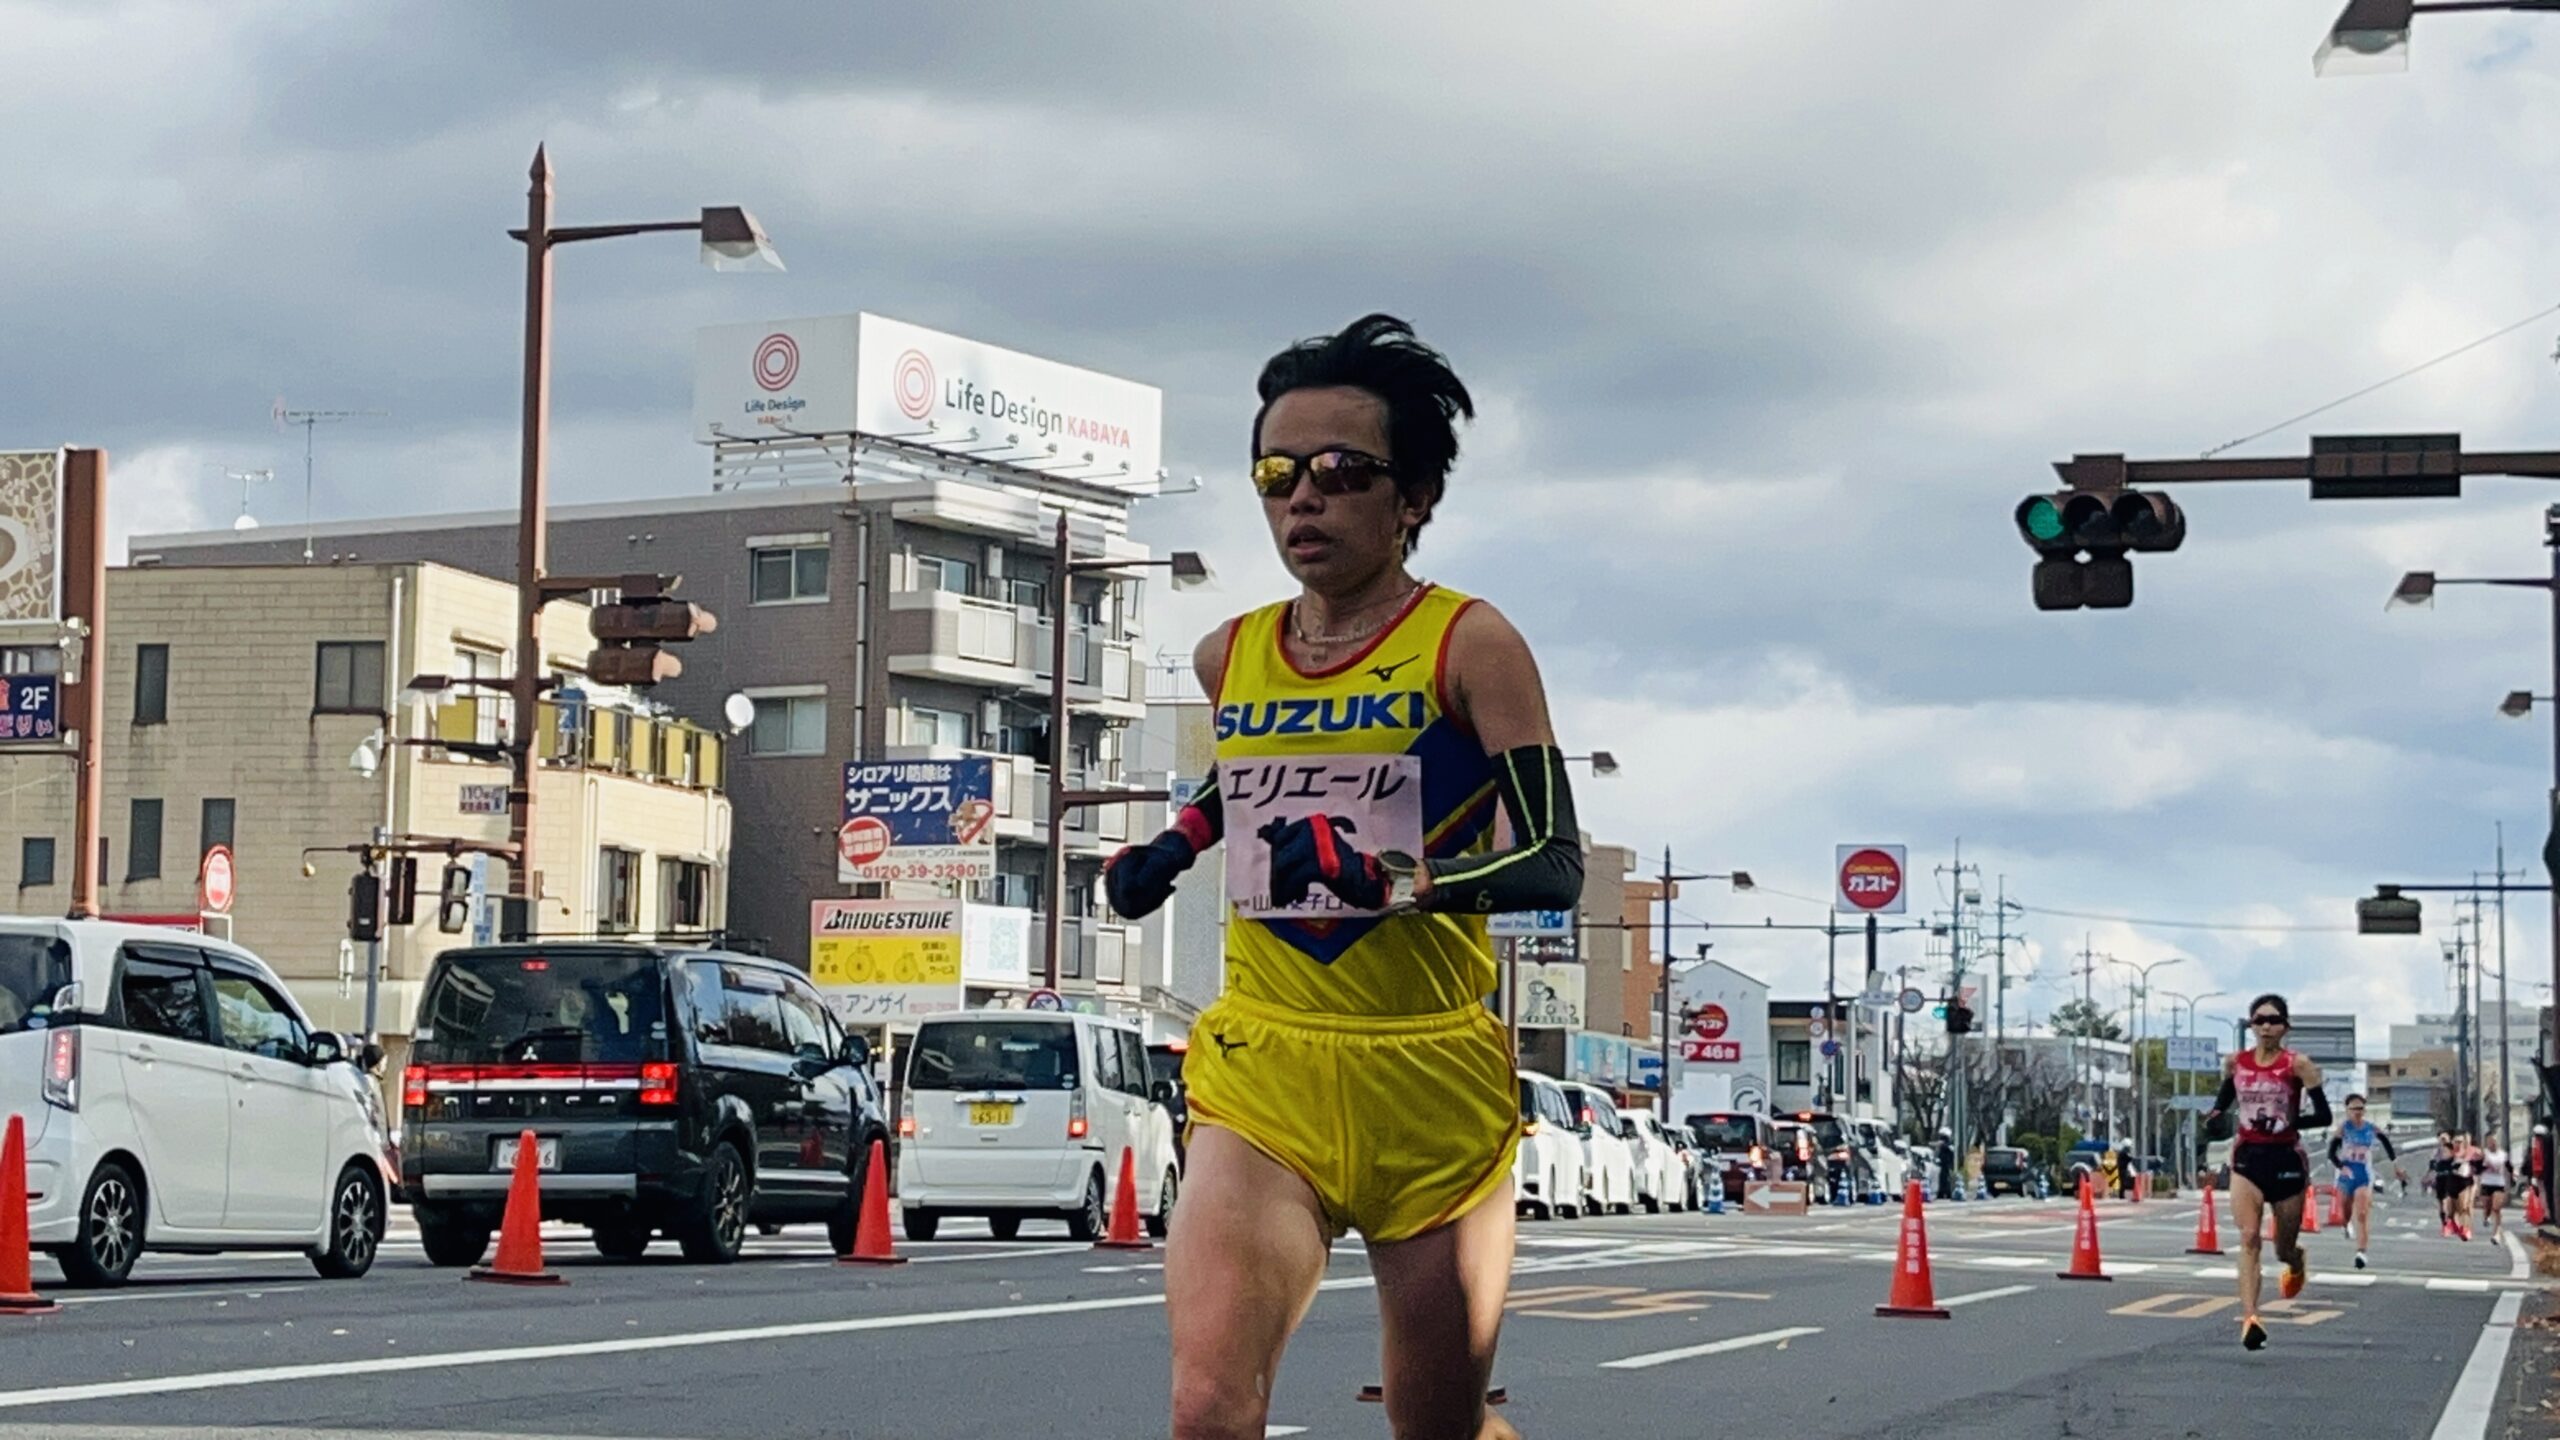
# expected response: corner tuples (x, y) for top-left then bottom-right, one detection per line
(431, 696), (725, 793)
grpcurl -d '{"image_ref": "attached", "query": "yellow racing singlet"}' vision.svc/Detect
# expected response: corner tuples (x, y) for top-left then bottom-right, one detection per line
(1212, 583), (1500, 1018)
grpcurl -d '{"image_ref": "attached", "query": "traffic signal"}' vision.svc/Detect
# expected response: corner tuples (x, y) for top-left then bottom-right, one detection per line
(1946, 1001), (1975, 1035)
(586, 574), (717, 686)
(385, 856), (418, 926)
(2015, 487), (2184, 611)
(436, 862), (473, 935)
(347, 871), (382, 943)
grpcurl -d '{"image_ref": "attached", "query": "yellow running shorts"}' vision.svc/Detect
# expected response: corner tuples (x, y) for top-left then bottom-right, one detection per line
(1180, 991), (1520, 1243)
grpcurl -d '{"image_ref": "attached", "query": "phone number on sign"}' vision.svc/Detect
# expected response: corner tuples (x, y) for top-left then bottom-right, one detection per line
(846, 861), (995, 882)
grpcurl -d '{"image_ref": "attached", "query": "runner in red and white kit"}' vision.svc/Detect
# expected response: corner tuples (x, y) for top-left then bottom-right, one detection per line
(2201, 992), (2331, 1351)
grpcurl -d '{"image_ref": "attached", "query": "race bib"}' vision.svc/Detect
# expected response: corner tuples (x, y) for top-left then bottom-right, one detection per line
(1222, 753), (1424, 921)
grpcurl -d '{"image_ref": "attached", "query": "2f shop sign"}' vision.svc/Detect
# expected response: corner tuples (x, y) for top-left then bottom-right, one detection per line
(1834, 844), (1906, 915)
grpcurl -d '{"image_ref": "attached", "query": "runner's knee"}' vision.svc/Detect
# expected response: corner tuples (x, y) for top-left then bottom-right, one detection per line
(1171, 1376), (1273, 1440)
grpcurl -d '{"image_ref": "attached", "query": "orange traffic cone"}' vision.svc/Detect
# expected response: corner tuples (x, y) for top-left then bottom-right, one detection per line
(2301, 1186), (2321, 1234)
(1096, 1146), (1150, 1251)
(2185, 1174), (2225, 1256)
(2529, 1184), (2548, 1228)
(838, 1134), (906, 1266)
(469, 1129), (563, 1286)
(0, 1115), (57, 1316)
(2327, 1184), (2347, 1228)
(1876, 1180), (1951, 1318)
(2057, 1172), (2112, 1281)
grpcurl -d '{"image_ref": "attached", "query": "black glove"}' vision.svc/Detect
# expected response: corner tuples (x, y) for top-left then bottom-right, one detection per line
(1260, 813), (1389, 911)
(1104, 831), (1199, 919)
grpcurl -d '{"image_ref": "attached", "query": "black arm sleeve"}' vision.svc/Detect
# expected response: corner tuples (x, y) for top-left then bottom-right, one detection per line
(2328, 1133), (2344, 1167)
(2214, 1076), (2238, 1112)
(2375, 1132), (2398, 1162)
(1171, 770), (1224, 850)
(2301, 1085), (2333, 1131)
(1419, 744), (1584, 915)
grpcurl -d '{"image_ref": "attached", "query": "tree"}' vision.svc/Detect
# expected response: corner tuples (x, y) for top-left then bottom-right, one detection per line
(2050, 998), (2124, 1042)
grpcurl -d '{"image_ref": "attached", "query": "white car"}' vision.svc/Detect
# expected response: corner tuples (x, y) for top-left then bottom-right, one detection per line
(896, 1010), (1179, 1241)
(1619, 1106), (1691, 1212)
(1556, 1079), (1636, 1216)
(1513, 1070), (1585, 1220)
(0, 919), (392, 1287)
(1852, 1118), (1910, 1200)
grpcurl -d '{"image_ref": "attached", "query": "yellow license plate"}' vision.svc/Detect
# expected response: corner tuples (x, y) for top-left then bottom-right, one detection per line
(968, 1101), (1015, 1126)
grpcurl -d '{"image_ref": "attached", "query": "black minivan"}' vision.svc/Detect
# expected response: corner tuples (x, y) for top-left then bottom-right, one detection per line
(398, 942), (888, 1266)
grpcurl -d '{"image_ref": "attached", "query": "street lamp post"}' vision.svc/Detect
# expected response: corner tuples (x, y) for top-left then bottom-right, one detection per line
(1040, 513), (1211, 989)
(504, 147), (781, 937)
(2162, 988), (2225, 1183)
(2110, 955), (2185, 1176)
(1656, 851), (1752, 1122)
(2314, 0), (2560, 76)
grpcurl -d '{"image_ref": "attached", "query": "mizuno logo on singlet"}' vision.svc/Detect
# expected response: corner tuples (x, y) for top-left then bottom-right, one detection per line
(1366, 656), (1417, 683)
(1215, 692), (1426, 740)
(1210, 1031), (1248, 1058)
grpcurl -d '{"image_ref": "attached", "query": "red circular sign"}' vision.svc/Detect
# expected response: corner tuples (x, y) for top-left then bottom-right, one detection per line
(1838, 847), (1903, 912)
(754, 333), (800, 392)
(1689, 1003), (1729, 1040)
(893, 349), (936, 420)
(199, 845), (235, 914)
(837, 816), (891, 869)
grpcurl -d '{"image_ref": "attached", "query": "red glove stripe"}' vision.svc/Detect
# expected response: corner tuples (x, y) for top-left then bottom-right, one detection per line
(1309, 815), (1340, 879)
(1172, 805), (1215, 853)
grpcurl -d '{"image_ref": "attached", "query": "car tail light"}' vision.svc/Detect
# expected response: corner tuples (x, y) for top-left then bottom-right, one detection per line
(638, 1062), (679, 1108)
(896, 1087), (914, 1138)
(1068, 1090), (1088, 1140)
(1750, 1144), (1766, 1167)
(1522, 1119), (1540, 1136)
(42, 1027), (77, 1110)
(402, 1064), (429, 1109)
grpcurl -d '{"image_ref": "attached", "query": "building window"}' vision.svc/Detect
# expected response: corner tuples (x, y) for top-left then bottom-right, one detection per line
(0, 647), (61, 676)
(20, 837), (53, 888)
(201, 798), (235, 857)
(1776, 1039), (1811, 1086)
(598, 848), (640, 933)
(313, 641), (385, 714)
(127, 799), (163, 881)
(457, 645), (507, 746)
(979, 872), (1037, 910)
(906, 705), (970, 748)
(914, 554), (975, 596)
(658, 858), (713, 931)
(134, 644), (168, 726)
(750, 545), (829, 604)
(745, 693), (827, 756)
(1007, 577), (1045, 610)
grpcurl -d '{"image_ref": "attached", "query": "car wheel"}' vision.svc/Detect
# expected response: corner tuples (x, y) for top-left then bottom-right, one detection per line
(309, 1163), (384, 1280)
(987, 1213), (1022, 1241)
(1144, 1169), (1179, 1239)
(415, 1205), (491, 1268)
(592, 1221), (651, 1261)
(902, 1208), (941, 1242)
(1065, 1168), (1107, 1242)
(1641, 1185), (1661, 1215)
(55, 1159), (143, 1288)
(676, 1141), (750, 1264)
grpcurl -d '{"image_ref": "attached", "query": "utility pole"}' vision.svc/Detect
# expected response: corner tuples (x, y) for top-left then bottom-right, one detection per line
(2498, 824), (2515, 1143)
(1939, 841), (1981, 1161)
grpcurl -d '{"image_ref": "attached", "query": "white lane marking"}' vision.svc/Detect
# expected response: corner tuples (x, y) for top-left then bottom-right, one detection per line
(2427, 1289), (2525, 1440)
(2325, 1273), (2380, 1288)
(1968, 1256), (2042, 1269)
(1084, 1262), (1166, 1274)
(2504, 1232), (2530, 1280)
(2427, 1278), (2494, 1293)
(0, 1292), (1174, 1411)
(2192, 1266), (2238, 1279)
(1938, 1284), (2036, 1308)
(1265, 1428), (1308, 1437)
(777, 1244), (1090, 1270)
(2106, 1262), (2159, 1275)
(54, 1284), (309, 1308)
(1600, 1325), (1824, 1370)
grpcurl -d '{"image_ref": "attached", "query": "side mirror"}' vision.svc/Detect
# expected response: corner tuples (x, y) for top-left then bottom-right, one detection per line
(307, 1031), (347, 1067)
(840, 1033), (872, 1070)
(1149, 1078), (1177, 1108)
(359, 1039), (385, 1073)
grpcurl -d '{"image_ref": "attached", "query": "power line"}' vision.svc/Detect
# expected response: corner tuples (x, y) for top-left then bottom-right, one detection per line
(2011, 901), (2352, 935)
(2199, 300), (2560, 458)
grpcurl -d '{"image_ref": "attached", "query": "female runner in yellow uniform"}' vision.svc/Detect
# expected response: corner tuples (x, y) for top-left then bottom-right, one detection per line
(1106, 314), (1582, 1440)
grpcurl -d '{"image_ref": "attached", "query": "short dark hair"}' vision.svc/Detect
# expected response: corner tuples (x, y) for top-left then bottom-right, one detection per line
(2247, 993), (2289, 1023)
(1252, 313), (1475, 556)
(2345, 1093), (2366, 1106)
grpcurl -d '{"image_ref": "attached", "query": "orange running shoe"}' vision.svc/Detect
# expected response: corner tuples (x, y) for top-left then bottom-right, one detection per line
(2280, 1254), (2306, 1299)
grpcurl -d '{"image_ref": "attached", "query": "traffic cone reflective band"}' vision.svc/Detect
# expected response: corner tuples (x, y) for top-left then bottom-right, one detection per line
(1096, 1146), (1150, 1251)
(2185, 1174), (2225, 1256)
(0, 1114), (57, 1316)
(1876, 1180), (1951, 1318)
(2057, 1172), (2112, 1281)
(2528, 1184), (2548, 1227)
(2327, 1184), (2347, 1228)
(469, 1128), (564, 1286)
(838, 1134), (905, 1265)
(2301, 1186), (2320, 1234)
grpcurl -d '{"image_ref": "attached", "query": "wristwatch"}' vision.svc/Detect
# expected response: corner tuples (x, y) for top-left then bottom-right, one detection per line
(1375, 850), (1423, 913)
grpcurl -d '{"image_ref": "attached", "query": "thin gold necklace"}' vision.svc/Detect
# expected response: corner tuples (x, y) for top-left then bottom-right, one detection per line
(1293, 579), (1419, 646)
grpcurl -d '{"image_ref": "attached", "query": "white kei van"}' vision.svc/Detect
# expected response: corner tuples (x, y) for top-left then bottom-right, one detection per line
(895, 1010), (1180, 1242)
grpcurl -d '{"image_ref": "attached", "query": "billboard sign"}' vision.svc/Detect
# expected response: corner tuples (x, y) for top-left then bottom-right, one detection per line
(1835, 844), (1907, 915)
(1514, 961), (1585, 1029)
(839, 758), (997, 883)
(1490, 909), (1573, 938)
(693, 315), (862, 443)
(0, 451), (61, 624)
(960, 902), (1033, 989)
(2165, 1034), (2223, 1074)
(0, 674), (59, 743)
(809, 899), (964, 1023)
(855, 313), (1162, 485)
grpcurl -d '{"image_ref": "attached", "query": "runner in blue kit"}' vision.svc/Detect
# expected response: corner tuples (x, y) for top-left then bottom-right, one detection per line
(2326, 1095), (2405, 1270)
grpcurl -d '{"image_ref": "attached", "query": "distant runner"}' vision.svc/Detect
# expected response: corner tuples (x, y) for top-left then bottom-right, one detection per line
(2201, 992), (2331, 1351)
(2428, 1131), (2464, 1238)
(2325, 1095), (2405, 1270)
(2478, 1133), (2511, 1240)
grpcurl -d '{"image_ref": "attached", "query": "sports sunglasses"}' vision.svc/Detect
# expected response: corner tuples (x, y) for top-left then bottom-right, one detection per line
(1250, 448), (1394, 499)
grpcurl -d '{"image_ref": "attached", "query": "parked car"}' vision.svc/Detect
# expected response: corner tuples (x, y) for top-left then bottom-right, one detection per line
(1851, 1117), (1910, 1198)
(401, 942), (890, 1266)
(898, 1009), (1180, 1241)
(1145, 1039), (1190, 1163)
(1772, 1121), (1826, 1193)
(0, 919), (393, 1287)
(1787, 1109), (1872, 1202)
(1981, 1145), (2037, 1197)
(1618, 1106), (1690, 1213)
(1665, 1129), (1714, 1209)
(1556, 1079), (1637, 1215)
(1686, 1110), (1777, 1201)
(1513, 1070), (1585, 1220)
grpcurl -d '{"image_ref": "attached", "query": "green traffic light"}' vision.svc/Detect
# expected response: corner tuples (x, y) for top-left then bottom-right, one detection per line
(2024, 496), (2065, 543)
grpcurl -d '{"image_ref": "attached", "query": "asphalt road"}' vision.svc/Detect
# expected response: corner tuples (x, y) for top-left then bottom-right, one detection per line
(0, 1181), (2537, 1440)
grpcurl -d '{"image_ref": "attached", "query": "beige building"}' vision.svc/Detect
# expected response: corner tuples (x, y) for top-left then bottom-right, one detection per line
(0, 561), (733, 1074)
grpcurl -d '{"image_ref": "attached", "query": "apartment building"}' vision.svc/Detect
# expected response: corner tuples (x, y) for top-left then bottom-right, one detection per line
(132, 442), (1168, 1027)
(0, 562), (731, 1073)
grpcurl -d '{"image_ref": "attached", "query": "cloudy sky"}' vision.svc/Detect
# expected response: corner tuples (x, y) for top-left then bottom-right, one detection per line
(8, 0), (2558, 1061)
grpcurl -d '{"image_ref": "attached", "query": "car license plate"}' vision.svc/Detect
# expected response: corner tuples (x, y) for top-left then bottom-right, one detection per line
(968, 1101), (1015, 1127)
(494, 1136), (561, 1171)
